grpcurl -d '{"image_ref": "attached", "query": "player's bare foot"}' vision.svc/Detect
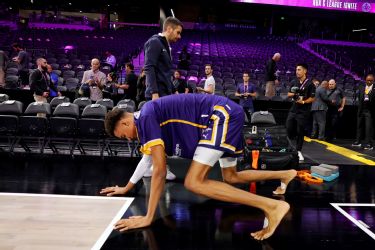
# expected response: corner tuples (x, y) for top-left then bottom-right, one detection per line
(251, 200), (290, 240)
(273, 169), (297, 195)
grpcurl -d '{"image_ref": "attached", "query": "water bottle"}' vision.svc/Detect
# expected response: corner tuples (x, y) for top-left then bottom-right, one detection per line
(265, 129), (272, 148)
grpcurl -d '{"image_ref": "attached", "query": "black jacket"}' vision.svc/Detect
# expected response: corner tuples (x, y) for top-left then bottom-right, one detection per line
(144, 34), (174, 98)
(29, 69), (58, 96)
(357, 83), (375, 116)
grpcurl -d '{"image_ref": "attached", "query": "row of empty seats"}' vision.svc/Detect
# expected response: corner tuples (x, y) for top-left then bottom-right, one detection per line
(0, 97), (141, 157)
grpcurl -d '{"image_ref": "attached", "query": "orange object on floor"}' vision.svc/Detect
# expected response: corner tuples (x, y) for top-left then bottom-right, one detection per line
(252, 150), (259, 169)
(297, 170), (323, 184)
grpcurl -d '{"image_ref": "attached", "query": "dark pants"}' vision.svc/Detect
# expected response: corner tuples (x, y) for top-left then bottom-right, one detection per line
(356, 110), (374, 145)
(326, 107), (342, 140)
(286, 111), (308, 151)
(312, 110), (327, 139)
(243, 106), (254, 125)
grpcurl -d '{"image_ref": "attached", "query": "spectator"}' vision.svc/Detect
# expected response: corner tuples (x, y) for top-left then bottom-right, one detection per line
(12, 43), (30, 87)
(197, 64), (215, 94)
(81, 58), (106, 102)
(352, 74), (375, 150)
(105, 50), (116, 70)
(312, 78), (320, 88)
(173, 70), (189, 94)
(116, 63), (137, 101)
(47, 64), (59, 98)
(29, 58), (60, 116)
(178, 45), (190, 70)
(136, 68), (146, 103)
(326, 79), (346, 141)
(144, 17), (183, 100)
(265, 53), (281, 98)
(104, 72), (118, 99)
(286, 63), (315, 161)
(311, 80), (329, 140)
(0, 50), (8, 87)
(235, 72), (256, 124)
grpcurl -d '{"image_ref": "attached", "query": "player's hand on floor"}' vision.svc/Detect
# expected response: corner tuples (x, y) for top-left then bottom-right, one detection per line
(114, 216), (152, 231)
(100, 185), (126, 196)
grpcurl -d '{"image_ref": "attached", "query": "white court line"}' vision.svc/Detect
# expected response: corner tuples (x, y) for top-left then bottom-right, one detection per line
(92, 197), (134, 250)
(330, 203), (375, 240)
(0, 192), (135, 249)
(0, 192), (130, 200)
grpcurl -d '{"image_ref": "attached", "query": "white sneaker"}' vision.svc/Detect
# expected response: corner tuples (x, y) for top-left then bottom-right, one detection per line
(298, 151), (304, 162)
(143, 165), (176, 180)
(166, 169), (176, 180)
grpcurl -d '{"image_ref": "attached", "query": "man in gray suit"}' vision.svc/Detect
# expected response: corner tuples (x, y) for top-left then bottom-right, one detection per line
(311, 80), (329, 140)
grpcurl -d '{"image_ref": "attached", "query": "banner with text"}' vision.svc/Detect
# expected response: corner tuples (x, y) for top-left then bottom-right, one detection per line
(233, 0), (375, 13)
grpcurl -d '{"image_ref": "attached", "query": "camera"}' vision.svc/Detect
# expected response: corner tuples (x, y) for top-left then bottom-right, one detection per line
(291, 86), (301, 101)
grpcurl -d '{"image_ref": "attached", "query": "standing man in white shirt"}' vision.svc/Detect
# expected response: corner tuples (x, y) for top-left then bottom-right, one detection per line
(105, 51), (116, 70)
(197, 64), (215, 94)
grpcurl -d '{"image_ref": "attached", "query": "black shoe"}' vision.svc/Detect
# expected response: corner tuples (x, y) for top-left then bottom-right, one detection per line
(364, 144), (373, 150)
(352, 141), (361, 147)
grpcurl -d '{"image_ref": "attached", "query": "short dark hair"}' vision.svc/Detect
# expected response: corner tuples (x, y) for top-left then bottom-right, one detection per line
(366, 73), (374, 79)
(125, 62), (134, 70)
(243, 71), (250, 76)
(205, 64), (212, 69)
(296, 63), (308, 71)
(163, 17), (183, 31)
(105, 109), (126, 137)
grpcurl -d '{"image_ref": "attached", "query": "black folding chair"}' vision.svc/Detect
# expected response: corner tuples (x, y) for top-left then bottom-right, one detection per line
(48, 103), (79, 156)
(0, 100), (23, 152)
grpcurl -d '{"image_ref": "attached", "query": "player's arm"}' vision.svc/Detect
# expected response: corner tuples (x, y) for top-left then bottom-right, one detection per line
(145, 144), (166, 220)
(113, 145), (166, 231)
(100, 154), (152, 196)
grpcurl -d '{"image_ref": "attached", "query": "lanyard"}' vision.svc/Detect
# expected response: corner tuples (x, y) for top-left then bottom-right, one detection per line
(39, 69), (49, 88)
(299, 78), (309, 91)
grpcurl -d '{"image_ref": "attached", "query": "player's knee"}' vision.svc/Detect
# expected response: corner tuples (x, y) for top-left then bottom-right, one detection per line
(223, 172), (239, 184)
(184, 176), (203, 193)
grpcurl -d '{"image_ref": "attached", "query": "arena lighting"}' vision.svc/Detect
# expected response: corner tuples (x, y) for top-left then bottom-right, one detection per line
(171, 9), (175, 17)
(352, 28), (367, 32)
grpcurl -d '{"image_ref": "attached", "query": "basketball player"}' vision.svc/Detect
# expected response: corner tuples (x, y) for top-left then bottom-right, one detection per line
(102, 94), (296, 240)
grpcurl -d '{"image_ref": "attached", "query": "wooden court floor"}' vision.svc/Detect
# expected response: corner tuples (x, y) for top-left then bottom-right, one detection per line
(0, 193), (133, 250)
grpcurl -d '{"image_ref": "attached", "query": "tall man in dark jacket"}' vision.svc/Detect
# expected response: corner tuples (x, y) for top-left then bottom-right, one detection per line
(144, 17), (182, 100)
(352, 74), (375, 150)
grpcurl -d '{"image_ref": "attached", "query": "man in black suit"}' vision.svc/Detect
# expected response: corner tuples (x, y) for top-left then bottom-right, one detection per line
(29, 58), (60, 103)
(352, 74), (375, 150)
